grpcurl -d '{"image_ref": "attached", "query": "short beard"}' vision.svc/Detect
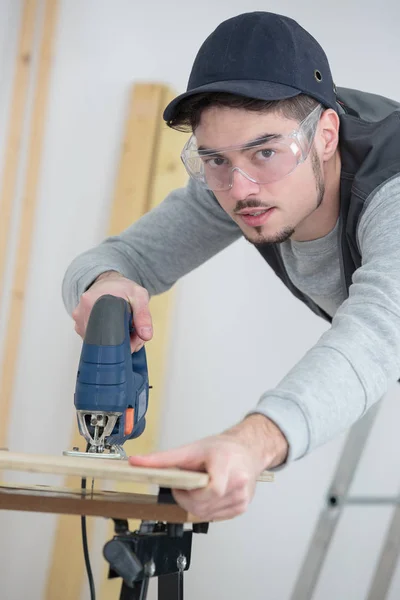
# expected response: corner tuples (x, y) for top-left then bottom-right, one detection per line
(246, 145), (325, 248)
(245, 225), (295, 247)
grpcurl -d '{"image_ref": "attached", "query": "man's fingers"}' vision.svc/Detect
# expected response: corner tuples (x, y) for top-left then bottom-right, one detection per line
(128, 444), (198, 469)
(171, 488), (250, 521)
(171, 466), (251, 514)
(170, 488), (215, 517)
(130, 335), (144, 353)
(206, 500), (250, 521)
(206, 451), (233, 497)
(171, 488), (216, 517)
(126, 292), (153, 341)
(72, 277), (154, 356)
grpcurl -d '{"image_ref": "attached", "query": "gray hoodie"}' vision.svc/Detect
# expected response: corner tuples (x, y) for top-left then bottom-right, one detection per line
(62, 89), (400, 465)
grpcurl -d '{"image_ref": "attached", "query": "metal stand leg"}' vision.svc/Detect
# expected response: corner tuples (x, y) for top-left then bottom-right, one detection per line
(104, 490), (209, 600)
(158, 572), (184, 600)
(119, 580), (149, 600)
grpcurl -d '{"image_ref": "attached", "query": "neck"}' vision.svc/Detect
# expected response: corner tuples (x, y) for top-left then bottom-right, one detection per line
(291, 149), (341, 242)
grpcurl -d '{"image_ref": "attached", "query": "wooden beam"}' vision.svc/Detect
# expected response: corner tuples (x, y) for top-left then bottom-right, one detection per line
(0, 0), (38, 310)
(0, 0), (59, 449)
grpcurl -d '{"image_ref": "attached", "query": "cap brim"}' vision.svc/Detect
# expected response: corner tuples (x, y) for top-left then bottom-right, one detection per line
(163, 79), (302, 122)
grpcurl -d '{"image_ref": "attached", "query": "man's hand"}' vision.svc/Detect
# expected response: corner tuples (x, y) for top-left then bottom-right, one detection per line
(129, 414), (288, 521)
(72, 270), (153, 351)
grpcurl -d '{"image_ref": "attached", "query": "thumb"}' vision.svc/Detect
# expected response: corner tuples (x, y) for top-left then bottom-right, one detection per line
(128, 444), (201, 471)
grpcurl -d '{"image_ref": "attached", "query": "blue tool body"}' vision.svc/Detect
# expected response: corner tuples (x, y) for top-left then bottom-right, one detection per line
(74, 294), (149, 447)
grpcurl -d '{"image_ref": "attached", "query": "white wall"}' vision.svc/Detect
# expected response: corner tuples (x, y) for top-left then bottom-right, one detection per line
(0, 1), (400, 599)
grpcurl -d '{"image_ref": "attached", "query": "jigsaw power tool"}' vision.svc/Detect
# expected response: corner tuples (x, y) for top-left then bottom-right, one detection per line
(65, 294), (150, 460)
(63, 295), (212, 600)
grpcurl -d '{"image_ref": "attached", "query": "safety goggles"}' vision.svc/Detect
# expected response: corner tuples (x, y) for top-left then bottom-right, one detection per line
(180, 103), (324, 192)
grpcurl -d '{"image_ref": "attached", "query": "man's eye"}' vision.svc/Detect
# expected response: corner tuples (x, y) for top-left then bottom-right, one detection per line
(204, 157), (226, 167)
(257, 149), (275, 159)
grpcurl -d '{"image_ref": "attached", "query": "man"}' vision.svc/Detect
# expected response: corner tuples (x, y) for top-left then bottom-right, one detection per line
(62, 11), (400, 521)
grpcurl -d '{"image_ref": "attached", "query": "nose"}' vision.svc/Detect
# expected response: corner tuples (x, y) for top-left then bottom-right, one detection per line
(228, 167), (260, 200)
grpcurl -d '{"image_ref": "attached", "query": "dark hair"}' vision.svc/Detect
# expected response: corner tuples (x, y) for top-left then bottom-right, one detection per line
(165, 92), (321, 132)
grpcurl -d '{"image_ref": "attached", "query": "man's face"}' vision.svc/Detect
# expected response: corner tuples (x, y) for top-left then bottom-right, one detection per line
(194, 106), (325, 245)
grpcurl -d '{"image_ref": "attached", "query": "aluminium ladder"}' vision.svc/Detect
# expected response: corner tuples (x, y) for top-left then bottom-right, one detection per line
(290, 401), (400, 600)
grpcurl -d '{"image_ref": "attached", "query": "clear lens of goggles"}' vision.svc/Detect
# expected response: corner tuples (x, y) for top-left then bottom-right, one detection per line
(181, 104), (323, 192)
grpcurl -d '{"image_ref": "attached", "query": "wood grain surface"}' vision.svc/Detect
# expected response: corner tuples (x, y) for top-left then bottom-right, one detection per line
(0, 450), (274, 488)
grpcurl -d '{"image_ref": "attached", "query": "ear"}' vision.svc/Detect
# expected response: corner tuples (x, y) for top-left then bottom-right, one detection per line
(317, 109), (340, 161)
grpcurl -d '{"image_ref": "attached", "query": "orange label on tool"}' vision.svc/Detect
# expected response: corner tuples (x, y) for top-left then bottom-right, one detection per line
(124, 408), (135, 436)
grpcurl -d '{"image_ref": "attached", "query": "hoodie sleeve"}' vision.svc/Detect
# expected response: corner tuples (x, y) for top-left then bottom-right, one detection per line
(247, 175), (400, 465)
(62, 178), (241, 315)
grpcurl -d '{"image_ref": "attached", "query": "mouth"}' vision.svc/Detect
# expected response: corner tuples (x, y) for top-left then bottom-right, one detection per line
(236, 207), (275, 228)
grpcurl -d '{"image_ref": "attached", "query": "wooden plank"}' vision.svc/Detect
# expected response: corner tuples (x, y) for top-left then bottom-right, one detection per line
(0, 0), (59, 449)
(0, 0), (38, 310)
(147, 87), (190, 212)
(0, 450), (208, 488)
(0, 484), (201, 523)
(0, 450), (274, 486)
(108, 83), (166, 233)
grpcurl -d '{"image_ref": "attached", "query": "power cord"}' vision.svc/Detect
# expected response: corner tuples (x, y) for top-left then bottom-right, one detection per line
(82, 442), (96, 600)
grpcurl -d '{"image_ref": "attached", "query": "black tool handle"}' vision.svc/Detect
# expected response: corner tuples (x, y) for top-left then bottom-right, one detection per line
(85, 294), (131, 346)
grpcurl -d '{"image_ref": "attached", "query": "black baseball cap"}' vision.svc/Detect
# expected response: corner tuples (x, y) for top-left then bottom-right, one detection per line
(163, 11), (338, 122)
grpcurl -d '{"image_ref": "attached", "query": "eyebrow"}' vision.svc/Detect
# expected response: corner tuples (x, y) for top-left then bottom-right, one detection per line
(197, 133), (283, 155)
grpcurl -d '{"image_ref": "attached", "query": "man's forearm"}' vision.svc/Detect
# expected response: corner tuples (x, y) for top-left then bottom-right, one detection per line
(223, 413), (289, 470)
(61, 180), (241, 317)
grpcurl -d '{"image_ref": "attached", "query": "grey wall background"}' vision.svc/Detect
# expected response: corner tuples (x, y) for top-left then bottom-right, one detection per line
(0, 0), (399, 599)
